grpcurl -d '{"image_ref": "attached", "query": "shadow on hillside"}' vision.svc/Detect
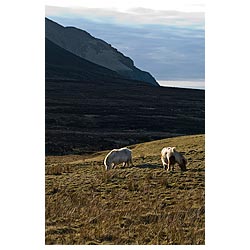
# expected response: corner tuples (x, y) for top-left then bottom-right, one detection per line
(133, 163), (162, 169)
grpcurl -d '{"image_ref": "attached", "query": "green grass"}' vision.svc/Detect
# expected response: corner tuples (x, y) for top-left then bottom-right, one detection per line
(45, 134), (205, 244)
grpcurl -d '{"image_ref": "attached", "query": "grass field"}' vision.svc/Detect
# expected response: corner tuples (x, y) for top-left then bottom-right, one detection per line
(45, 134), (205, 245)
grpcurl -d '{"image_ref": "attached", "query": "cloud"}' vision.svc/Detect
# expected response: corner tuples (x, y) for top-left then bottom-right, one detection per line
(46, 5), (204, 28)
(45, 0), (205, 13)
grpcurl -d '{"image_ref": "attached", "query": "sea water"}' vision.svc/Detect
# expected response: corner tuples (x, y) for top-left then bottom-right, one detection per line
(158, 80), (205, 90)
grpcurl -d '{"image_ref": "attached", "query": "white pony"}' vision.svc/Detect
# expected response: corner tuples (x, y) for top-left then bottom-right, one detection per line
(161, 147), (187, 171)
(104, 147), (133, 170)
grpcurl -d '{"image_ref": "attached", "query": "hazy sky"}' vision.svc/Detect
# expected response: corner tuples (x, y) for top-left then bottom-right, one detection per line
(45, 0), (205, 12)
(45, 0), (205, 81)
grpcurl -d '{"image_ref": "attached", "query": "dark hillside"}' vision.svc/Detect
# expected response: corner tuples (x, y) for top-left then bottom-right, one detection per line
(46, 80), (204, 155)
(45, 30), (204, 156)
(46, 38), (121, 81)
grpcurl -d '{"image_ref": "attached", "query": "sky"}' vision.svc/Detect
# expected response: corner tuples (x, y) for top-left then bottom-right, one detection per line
(45, 0), (205, 86)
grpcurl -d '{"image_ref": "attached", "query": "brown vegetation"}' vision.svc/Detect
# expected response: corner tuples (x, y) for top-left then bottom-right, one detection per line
(45, 134), (205, 245)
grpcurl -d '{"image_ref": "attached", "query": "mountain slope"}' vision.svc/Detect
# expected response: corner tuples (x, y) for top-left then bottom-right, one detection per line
(46, 76), (205, 155)
(46, 38), (151, 86)
(45, 38), (205, 156)
(45, 17), (159, 86)
(46, 37), (120, 81)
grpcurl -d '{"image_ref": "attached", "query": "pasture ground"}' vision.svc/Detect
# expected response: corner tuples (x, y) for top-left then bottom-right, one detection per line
(45, 134), (205, 245)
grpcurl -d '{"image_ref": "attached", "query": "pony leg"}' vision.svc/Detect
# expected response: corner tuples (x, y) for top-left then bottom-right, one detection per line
(130, 158), (133, 167)
(161, 157), (167, 170)
(172, 164), (175, 171)
(167, 162), (171, 171)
